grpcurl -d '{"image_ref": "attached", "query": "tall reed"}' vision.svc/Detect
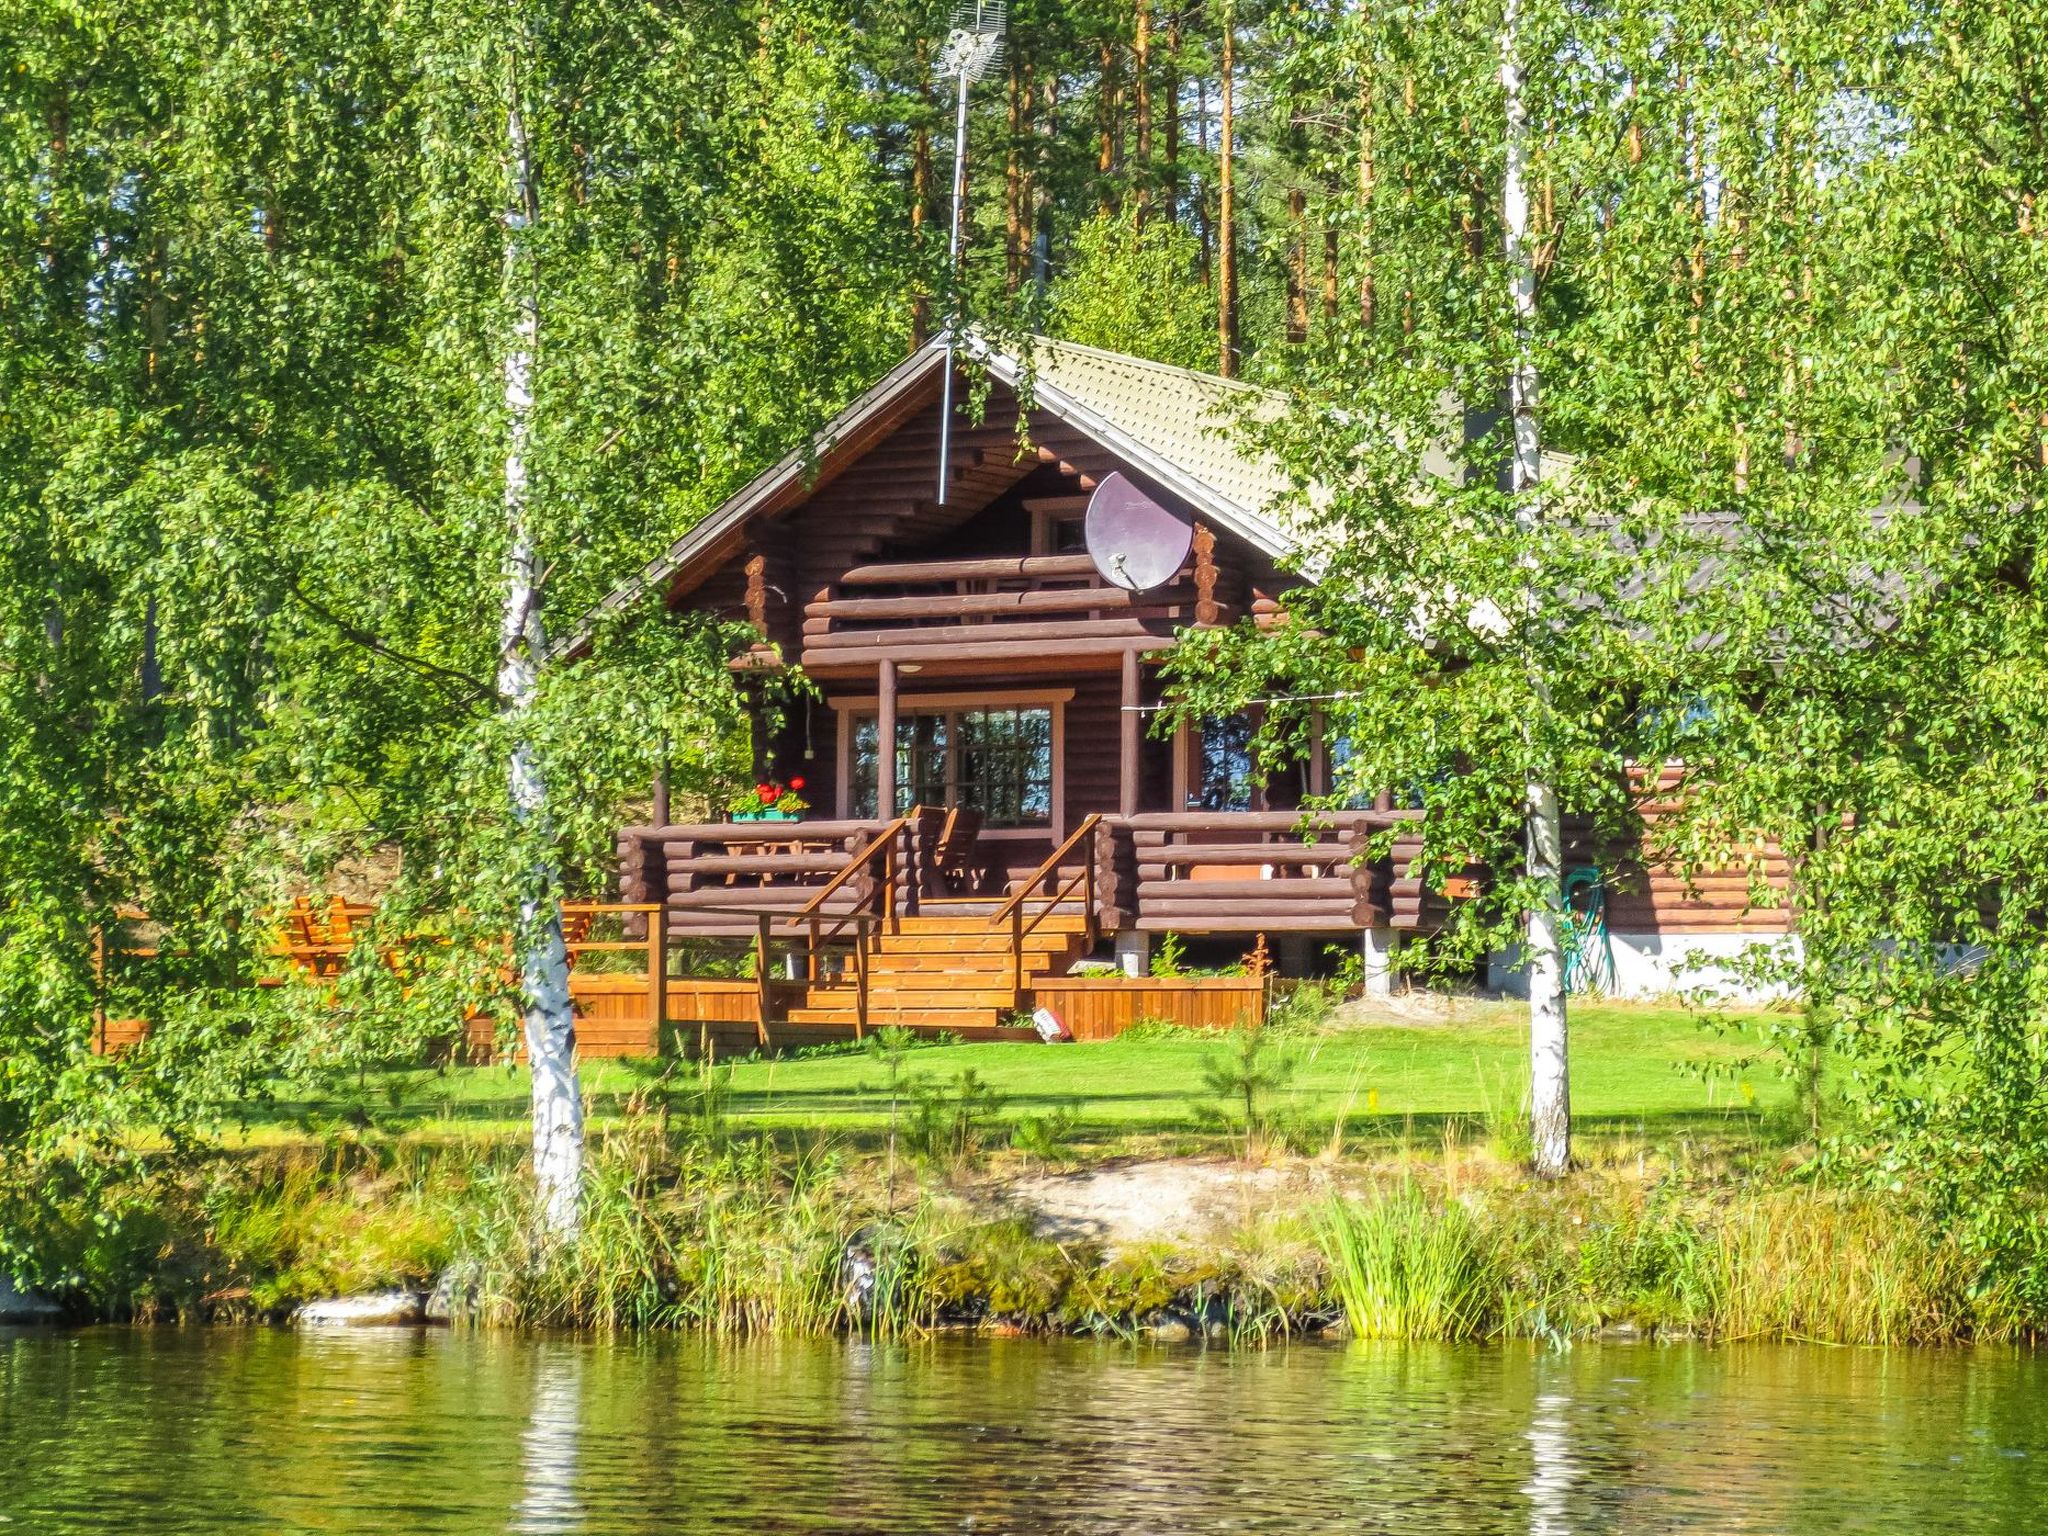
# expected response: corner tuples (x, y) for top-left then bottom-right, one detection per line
(1318, 1186), (1499, 1341)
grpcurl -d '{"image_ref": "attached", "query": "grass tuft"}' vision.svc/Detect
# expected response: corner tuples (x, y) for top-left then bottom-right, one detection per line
(1318, 1184), (1498, 1341)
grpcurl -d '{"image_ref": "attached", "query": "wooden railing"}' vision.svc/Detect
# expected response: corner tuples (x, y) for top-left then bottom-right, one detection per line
(1096, 810), (1435, 935)
(989, 814), (1103, 994)
(784, 811), (919, 1036)
(628, 819), (902, 939)
(95, 900), (674, 1057)
(799, 552), (1238, 666)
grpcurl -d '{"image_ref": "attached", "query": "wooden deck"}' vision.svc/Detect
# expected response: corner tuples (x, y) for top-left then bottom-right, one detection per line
(94, 891), (1267, 1064)
(621, 808), (1439, 945)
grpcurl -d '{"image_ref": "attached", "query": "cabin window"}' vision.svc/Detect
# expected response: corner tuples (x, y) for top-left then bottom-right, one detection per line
(850, 706), (1054, 827)
(1327, 735), (1425, 810)
(1191, 714), (1255, 812)
(1326, 734), (1375, 809)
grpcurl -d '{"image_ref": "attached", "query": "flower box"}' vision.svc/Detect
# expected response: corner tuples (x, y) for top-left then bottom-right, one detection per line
(728, 776), (810, 822)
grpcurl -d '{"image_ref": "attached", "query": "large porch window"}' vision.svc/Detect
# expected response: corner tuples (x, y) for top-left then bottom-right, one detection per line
(850, 705), (1055, 826)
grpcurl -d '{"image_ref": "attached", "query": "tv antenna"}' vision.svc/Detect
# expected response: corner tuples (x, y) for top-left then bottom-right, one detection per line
(1084, 472), (1195, 592)
(934, 1), (1005, 505)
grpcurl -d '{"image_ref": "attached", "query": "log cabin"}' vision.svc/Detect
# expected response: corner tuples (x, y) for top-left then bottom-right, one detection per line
(582, 334), (1793, 1042)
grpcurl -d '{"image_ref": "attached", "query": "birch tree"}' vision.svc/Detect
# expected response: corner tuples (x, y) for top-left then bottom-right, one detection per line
(497, 62), (582, 1238)
(1498, 0), (1568, 1176)
(0, 0), (906, 1257)
(1170, 0), (1691, 1179)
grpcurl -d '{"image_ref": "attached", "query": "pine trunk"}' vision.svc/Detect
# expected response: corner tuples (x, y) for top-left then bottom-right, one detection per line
(501, 83), (584, 1237)
(1097, 38), (1117, 215)
(1502, 0), (1569, 1178)
(1134, 0), (1152, 227)
(1286, 186), (1308, 342)
(1217, 5), (1237, 376)
(1164, 12), (1181, 216)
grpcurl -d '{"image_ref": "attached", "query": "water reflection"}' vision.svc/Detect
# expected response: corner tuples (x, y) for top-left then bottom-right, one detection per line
(511, 1344), (585, 1534)
(1524, 1387), (1573, 1536)
(0, 1331), (2044, 1534)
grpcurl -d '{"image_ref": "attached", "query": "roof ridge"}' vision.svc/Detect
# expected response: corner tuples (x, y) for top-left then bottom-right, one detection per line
(1018, 332), (1284, 402)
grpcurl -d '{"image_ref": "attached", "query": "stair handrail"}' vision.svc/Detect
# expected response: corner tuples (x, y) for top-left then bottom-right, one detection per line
(787, 811), (916, 931)
(989, 814), (1103, 994)
(784, 811), (916, 1039)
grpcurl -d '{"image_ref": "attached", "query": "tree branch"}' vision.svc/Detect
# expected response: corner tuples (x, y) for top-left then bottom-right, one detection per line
(283, 575), (499, 709)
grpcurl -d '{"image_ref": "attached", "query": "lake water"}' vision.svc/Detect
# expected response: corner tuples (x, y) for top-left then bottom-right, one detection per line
(2, 1328), (2043, 1533)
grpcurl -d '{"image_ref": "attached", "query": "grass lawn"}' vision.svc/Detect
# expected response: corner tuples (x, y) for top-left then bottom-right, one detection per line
(243, 999), (1797, 1152)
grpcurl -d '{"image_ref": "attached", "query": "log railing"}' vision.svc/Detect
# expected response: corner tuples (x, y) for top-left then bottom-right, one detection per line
(623, 819), (907, 940)
(989, 814), (1103, 994)
(799, 552), (1238, 665)
(1097, 810), (1434, 935)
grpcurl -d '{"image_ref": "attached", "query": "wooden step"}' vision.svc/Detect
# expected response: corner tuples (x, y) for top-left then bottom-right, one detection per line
(830, 987), (1020, 1010)
(872, 933), (1082, 955)
(784, 1006), (1010, 1030)
(865, 952), (1069, 975)
(892, 914), (1090, 935)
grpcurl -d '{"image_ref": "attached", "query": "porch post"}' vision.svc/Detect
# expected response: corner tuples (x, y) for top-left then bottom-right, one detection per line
(1119, 649), (1142, 817)
(1362, 925), (1398, 997)
(1171, 716), (1191, 810)
(876, 657), (899, 817)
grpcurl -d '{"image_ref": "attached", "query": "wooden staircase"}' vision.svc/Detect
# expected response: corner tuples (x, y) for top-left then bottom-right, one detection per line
(783, 908), (1093, 1037)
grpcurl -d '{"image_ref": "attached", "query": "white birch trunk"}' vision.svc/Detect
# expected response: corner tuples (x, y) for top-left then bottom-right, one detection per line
(1502, 0), (1570, 1177)
(500, 84), (583, 1239)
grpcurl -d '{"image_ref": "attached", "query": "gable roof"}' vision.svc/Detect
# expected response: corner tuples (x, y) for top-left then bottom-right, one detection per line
(559, 332), (1307, 658)
(972, 334), (1304, 555)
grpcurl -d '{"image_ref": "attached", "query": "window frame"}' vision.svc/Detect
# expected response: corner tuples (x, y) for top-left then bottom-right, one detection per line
(832, 688), (1070, 837)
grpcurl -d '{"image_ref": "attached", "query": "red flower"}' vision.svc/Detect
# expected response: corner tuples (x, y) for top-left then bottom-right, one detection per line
(759, 784), (781, 803)
(789, 776), (806, 792)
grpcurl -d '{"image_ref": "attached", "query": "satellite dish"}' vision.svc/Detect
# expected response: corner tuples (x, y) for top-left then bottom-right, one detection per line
(1084, 472), (1195, 592)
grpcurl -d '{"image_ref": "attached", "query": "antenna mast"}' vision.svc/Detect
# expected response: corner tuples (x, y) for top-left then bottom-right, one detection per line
(934, 2), (1005, 505)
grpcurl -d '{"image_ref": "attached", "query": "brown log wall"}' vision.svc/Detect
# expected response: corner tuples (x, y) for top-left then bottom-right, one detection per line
(1574, 766), (1798, 935)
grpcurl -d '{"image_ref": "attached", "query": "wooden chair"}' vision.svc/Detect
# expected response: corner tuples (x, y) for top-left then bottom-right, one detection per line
(278, 895), (372, 978)
(929, 807), (985, 895)
(560, 907), (596, 970)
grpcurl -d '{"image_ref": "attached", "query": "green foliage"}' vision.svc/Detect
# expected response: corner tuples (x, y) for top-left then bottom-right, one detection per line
(1011, 1104), (1080, 1167)
(1318, 1185), (1499, 1342)
(1473, 1060), (1534, 1166)
(1265, 975), (1345, 1035)
(1150, 932), (1191, 978)
(11, 0), (2048, 1312)
(906, 1067), (1009, 1169)
(1200, 1023), (1298, 1156)
(1049, 210), (1214, 370)
(1166, 0), (2048, 1287)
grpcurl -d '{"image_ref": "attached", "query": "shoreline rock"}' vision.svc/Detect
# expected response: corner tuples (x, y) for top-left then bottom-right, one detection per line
(295, 1290), (429, 1326)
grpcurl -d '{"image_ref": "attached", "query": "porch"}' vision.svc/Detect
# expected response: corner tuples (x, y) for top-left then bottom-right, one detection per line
(617, 805), (1442, 1045)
